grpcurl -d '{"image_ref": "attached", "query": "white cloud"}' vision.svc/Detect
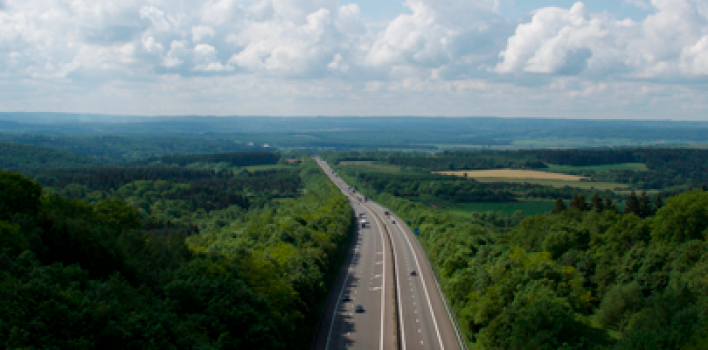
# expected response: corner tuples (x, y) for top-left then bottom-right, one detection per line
(0, 0), (707, 118)
(192, 26), (215, 43)
(496, 0), (708, 79)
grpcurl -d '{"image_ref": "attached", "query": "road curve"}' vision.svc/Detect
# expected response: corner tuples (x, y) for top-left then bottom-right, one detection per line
(312, 158), (465, 350)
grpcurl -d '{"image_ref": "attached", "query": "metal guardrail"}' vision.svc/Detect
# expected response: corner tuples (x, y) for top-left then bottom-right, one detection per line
(396, 216), (468, 350)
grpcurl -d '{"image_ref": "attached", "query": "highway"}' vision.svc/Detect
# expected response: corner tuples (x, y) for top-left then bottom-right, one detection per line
(312, 158), (396, 350)
(313, 158), (464, 350)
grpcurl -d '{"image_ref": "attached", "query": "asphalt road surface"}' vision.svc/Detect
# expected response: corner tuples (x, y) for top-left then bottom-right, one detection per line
(312, 158), (464, 350)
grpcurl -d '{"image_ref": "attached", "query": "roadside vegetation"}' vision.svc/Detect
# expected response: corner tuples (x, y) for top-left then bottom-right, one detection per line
(329, 149), (708, 349)
(0, 157), (353, 349)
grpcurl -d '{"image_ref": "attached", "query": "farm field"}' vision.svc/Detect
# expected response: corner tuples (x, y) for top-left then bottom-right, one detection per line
(436, 169), (589, 181)
(474, 178), (631, 190)
(444, 201), (557, 216)
(546, 163), (648, 173)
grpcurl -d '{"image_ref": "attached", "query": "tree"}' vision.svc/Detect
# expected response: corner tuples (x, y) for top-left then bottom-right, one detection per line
(604, 196), (618, 213)
(591, 192), (604, 212)
(638, 191), (653, 218)
(625, 191), (640, 216)
(652, 190), (708, 244)
(0, 170), (43, 221)
(569, 194), (589, 211)
(654, 193), (664, 211)
(551, 198), (566, 214)
(93, 198), (143, 233)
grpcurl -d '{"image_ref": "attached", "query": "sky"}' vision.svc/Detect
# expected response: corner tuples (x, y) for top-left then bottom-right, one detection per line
(1, 0), (708, 119)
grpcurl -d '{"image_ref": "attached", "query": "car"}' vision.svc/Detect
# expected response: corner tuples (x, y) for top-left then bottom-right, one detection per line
(392, 220), (396, 224)
(342, 293), (352, 301)
(410, 270), (417, 276)
(355, 304), (365, 313)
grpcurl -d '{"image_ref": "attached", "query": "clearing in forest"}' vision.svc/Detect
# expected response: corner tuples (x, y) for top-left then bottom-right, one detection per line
(437, 169), (589, 181)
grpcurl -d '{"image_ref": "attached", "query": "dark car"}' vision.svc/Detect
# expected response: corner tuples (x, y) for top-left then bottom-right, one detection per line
(410, 270), (417, 276)
(342, 293), (352, 301)
(355, 304), (365, 313)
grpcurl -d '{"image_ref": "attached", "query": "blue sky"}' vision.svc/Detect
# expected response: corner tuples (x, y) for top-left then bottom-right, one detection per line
(1, 0), (707, 120)
(354, 0), (653, 21)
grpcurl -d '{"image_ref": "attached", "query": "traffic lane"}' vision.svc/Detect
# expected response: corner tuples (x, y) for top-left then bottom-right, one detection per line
(318, 160), (396, 350)
(356, 202), (393, 350)
(326, 201), (382, 350)
(313, 164), (392, 350)
(386, 219), (441, 350)
(312, 206), (360, 350)
(382, 206), (462, 350)
(384, 215), (461, 350)
(372, 203), (448, 349)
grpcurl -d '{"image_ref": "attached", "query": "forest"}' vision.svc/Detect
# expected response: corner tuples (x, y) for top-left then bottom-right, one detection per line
(0, 158), (354, 349)
(3, 135), (708, 349)
(330, 148), (708, 191)
(333, 161), (708, 349)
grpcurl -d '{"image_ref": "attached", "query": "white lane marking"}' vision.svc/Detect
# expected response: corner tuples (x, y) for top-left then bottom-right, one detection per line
(394, 219), (446, 350)
(369, 201), (388, 350)
(365, 202), (400, 350)
(324, 231), (355, 350)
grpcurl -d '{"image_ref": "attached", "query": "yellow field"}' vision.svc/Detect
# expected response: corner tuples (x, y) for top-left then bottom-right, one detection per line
(436, 169), (589, 181)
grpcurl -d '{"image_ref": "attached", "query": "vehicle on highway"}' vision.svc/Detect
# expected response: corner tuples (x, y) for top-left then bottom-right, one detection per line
(360, 219), (367, 228)
(392, 220), (396, 224)
(342, 293), (352, 302)
(384, 211), (390, 216)
(410, 270), (417, 276)
(355, 304), (365, 313)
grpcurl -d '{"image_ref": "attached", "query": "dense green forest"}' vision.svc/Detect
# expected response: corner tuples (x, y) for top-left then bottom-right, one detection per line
(0, 135), (253, 164)
(0, 141), (103, 169)
(0, 158), (353, 349)
(145, 152), (280, 167)
(332, 158), (708, 349)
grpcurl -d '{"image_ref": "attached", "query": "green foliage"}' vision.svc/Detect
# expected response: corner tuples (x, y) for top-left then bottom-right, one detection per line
(0, 170), (42, 221)
(0, 157), (352, 349)
(151, 151), (279, 167)
(93, 198), (143, 233)
(0, 221), (27, 255)
(0, 141), (103, 170)
(652, 190), (708, 244)
(337, 158), (708, 349)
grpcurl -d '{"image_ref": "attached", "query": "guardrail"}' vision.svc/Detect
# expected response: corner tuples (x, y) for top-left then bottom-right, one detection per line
(392, 212), (468, 350)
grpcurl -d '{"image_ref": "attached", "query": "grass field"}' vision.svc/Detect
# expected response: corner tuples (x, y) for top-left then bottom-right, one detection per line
(444, 201), (557, 216)
(546, 163), (648, 173)
(473, 178), (631, 190)
(436, 169), (589, 181)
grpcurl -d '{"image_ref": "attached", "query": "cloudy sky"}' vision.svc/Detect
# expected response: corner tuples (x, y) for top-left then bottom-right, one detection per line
(1, 0), (708, 119)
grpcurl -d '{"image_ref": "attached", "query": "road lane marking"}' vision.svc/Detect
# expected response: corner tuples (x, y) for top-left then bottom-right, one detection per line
(393, 220), (446, 350)
(364, 202), (399, 350)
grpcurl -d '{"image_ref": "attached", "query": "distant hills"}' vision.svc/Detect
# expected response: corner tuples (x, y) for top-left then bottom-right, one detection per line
(2, 112), (708, 150)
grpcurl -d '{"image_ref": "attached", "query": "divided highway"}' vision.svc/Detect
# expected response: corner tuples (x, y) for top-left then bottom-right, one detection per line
(313, 158), (464, 350)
